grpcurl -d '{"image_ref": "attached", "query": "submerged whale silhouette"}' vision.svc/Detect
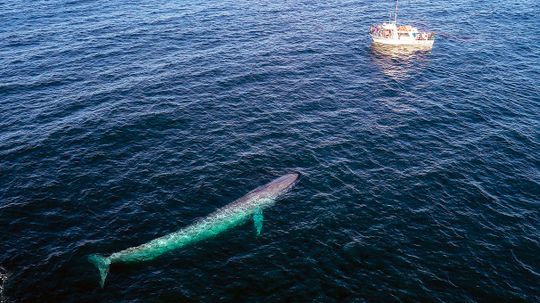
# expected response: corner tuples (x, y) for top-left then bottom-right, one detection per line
(89, 173), (299, 287)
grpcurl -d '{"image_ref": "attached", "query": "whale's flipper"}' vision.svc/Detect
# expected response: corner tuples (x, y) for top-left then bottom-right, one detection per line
(253, 208), (263, 236)
(88, 254), (111, 288)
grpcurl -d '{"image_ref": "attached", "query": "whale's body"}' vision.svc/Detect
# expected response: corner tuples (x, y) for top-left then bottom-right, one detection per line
(89, 173), (299, 287)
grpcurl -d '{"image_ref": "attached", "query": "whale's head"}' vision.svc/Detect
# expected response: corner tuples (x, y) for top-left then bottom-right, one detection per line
(256, 172), (299, 200)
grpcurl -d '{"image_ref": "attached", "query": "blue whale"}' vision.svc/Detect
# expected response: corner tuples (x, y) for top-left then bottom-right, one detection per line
(89, 173), (299, 287)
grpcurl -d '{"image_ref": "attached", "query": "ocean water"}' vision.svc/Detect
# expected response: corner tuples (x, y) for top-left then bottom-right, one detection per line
(1, 0), (539, 302)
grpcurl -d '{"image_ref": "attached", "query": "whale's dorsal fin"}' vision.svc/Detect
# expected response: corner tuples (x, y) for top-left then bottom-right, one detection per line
(253, 208), (263, 236)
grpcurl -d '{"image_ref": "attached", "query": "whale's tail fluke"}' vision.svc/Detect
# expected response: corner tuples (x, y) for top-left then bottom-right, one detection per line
(88, 254), (111, 288)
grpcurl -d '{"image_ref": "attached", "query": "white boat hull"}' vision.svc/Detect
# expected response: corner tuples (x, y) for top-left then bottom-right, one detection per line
(371, 35), (434, 47)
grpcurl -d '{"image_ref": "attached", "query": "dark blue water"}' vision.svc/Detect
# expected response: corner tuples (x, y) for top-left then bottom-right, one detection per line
(1, 0), (539, 301)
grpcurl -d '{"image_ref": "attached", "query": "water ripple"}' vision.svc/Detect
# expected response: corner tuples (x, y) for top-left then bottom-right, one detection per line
(1, 0), (539, 301)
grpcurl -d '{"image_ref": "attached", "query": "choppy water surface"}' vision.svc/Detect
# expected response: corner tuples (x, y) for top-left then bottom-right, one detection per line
(1, 0), (539, 302)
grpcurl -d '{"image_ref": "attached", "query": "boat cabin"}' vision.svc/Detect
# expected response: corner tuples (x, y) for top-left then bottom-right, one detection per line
(369, 22), (435, 47)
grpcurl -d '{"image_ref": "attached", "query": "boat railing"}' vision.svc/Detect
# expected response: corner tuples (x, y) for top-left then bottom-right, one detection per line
(369, 25), (393, 37)
(415, 32), (436, 40)
(370, 24), (435, 41)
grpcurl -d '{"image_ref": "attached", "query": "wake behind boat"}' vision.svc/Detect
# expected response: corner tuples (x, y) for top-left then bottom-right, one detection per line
(369, 0), (435, 48)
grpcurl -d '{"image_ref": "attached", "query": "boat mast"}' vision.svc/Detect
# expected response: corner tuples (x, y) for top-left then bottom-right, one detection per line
(394, 0), (398, 24)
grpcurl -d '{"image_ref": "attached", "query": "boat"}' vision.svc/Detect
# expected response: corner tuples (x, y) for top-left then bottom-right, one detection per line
(369, 0), (435, 47)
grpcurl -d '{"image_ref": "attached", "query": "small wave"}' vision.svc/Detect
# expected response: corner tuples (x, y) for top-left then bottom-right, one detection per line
(511, 250), (540, 278)
(0, 267), (7, 303)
